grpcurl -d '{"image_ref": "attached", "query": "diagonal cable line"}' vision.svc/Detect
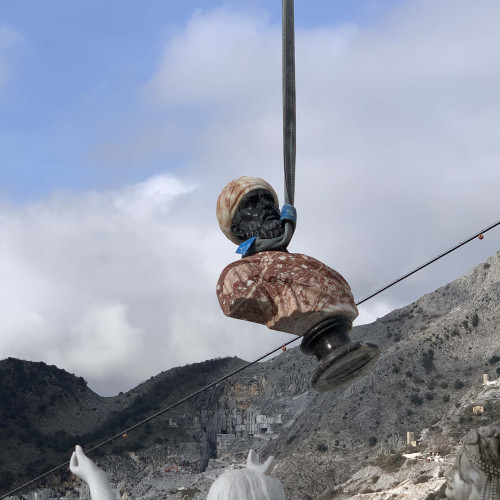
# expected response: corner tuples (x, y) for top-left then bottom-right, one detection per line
(355, 219), (500, 306)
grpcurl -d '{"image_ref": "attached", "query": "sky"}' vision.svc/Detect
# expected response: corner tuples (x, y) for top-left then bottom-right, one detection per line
(1, 0), (499, 396)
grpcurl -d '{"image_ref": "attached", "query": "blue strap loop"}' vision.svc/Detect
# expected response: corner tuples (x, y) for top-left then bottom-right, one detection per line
(280, 204), (297, 228)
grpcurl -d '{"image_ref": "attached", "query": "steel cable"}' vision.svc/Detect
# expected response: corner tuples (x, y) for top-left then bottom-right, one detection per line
(356, 219), (500, 306)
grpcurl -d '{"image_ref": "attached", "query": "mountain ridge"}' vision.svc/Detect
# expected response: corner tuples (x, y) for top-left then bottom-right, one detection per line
(2, 249), (500, 499)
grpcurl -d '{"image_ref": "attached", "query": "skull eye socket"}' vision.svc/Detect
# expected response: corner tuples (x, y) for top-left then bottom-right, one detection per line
(240, 189), (276, 213)
(243, 196), (258, 210)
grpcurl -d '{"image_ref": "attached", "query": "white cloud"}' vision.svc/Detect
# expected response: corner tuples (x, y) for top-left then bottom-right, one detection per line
(356, 301), (393, 326)
(112, 175), (196, 220)
(144, 9), (279, 106)
(61, 303), (146, 379)
(3, 1), (500, 394)
(0, 174), (292, 394)
(0, 25), (24, 89)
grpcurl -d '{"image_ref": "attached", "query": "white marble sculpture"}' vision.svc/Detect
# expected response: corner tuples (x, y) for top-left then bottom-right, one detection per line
(69, 446), (285, 500)
(444, 425), (500, 500)
(207, 450), (286, 500)
(69, 446), (115, 500)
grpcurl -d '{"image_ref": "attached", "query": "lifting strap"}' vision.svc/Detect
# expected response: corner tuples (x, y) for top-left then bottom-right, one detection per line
(242, 0), (296, 256)
(282, 0), (296, 208)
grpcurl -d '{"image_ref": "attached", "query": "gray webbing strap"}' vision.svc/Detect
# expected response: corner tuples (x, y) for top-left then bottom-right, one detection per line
(282, 0), (296, 207)
(250, 0), (296, 255)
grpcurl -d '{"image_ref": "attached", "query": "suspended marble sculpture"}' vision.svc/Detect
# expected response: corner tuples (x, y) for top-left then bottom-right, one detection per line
(207, 450), (285, 500)
(444, 425), (500, 500)
(69, 446), (284, 500)
(216, 177), (379, 392)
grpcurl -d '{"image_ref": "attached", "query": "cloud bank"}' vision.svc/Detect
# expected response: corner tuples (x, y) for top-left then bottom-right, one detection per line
(1, 1), (500, 394)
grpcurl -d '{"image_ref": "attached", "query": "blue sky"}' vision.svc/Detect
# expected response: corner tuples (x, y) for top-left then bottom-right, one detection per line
(1, 0), (500, 395)
(0, 0), (400, 201)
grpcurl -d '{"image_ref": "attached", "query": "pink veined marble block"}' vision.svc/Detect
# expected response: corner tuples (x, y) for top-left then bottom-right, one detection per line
(216, 251), (358, 336)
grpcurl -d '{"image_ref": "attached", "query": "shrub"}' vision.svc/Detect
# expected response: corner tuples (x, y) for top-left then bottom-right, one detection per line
(180, 488), (200, 500)
(454, 380), (464, 389)
(127, 440), (144, 452)
(440, 382), (448, 389)
(421, 349), (435, 373)
(317, 442), (328, 452)
(368, 436), (377, 446)
(471, 313), (479, 327)
(112, 444), (125, 455)
(0, 471), (15, 490)
(425, 392), (434, 401)
(443, 394), (450, 403)
(410, 395), (423, 406)
(425, 484), (448, 499)
(415, 474), (432, 484)
(392, 365), (400, 374)
(374, 452), (406, 472)
(489, 355), (500, 365)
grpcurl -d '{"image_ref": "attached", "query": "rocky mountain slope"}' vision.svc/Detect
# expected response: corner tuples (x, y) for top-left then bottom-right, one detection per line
(2, 250), (500, 499)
